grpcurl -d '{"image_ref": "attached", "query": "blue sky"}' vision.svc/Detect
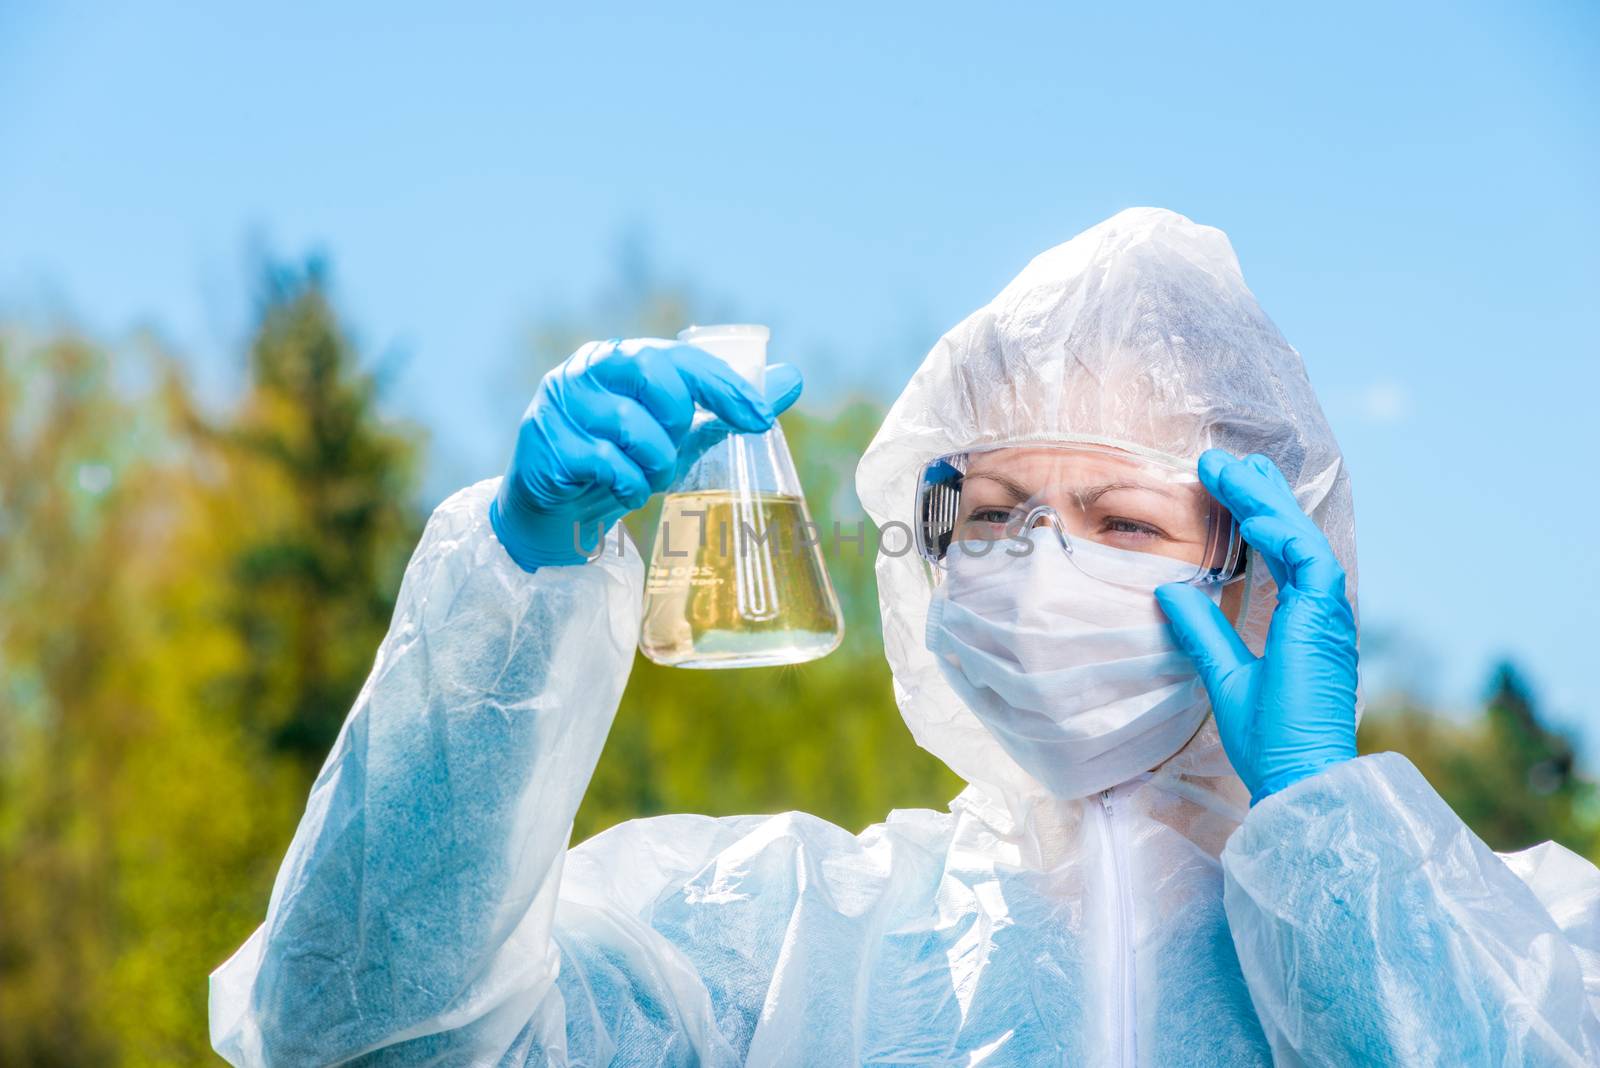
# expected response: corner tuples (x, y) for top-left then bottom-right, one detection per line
(3, 2), (1597, 746)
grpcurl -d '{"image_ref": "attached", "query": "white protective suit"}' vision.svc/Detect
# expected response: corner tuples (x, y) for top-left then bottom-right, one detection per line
(211, 209), (1600, 1066)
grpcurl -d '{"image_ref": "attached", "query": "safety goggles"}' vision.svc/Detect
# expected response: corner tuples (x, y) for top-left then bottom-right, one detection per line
(914, 442), (1244, 587)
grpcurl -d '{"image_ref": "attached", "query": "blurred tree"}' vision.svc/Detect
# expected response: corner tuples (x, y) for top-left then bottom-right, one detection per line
(0, 328), (143, 1066)
(198, 258), (423, 774)
(0, 257), (426, 1065)
(1359, 661), (1597, 857)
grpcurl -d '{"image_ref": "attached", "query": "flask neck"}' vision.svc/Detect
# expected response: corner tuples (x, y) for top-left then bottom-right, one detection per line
(678, 324), (769, 389)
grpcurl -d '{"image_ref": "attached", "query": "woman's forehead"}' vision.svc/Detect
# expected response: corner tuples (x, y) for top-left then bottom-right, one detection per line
(963, 445), (1184, 485)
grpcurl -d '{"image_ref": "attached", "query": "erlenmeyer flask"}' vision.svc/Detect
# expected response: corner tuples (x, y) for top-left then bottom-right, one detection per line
(640, 324), (845, 669)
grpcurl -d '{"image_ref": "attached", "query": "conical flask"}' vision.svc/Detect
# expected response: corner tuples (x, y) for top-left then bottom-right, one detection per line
(640, 324), (845, 669)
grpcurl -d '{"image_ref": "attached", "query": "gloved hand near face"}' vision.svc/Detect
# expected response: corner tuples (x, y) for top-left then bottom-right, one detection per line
(1156, 449), (1360, 805)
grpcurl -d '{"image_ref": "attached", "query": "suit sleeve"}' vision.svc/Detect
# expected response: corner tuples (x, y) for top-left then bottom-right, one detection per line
(1222, 752), (1600, 1066)
(209, 478), (644, 1067)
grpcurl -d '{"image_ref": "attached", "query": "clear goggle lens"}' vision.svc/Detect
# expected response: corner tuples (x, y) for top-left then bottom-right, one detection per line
(915, 443), (1243, 587)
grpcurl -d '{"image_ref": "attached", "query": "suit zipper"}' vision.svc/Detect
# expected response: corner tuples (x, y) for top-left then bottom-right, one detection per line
(1100, 786), (1137, 1068)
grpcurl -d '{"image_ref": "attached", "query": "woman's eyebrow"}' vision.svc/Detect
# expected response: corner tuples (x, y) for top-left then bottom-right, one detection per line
(1080, 480), (1174, 505)
(963, 472), (1030, 501)
(964, 473), (1175, 505)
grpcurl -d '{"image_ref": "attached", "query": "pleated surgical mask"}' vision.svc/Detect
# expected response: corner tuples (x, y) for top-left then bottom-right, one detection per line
(926, 528), (1217, 799)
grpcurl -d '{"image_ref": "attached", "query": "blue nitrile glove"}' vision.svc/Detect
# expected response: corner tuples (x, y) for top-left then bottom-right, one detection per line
(1154, 450), (1359, 805)
(490, 338), (803, 570)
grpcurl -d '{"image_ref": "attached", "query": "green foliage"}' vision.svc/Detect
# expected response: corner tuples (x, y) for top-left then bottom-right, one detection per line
(0, 329), (142, 1066)
(0, 261), (422, 1065)
(1359, 663), (1598, 856)
(199, 259), (423, 774)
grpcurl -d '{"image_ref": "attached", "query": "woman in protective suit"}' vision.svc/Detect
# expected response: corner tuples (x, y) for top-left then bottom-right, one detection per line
(210, 209), (1600, 1066)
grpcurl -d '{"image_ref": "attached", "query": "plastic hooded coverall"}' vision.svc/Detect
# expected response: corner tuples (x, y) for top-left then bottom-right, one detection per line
(211, 209), (1600, 1066)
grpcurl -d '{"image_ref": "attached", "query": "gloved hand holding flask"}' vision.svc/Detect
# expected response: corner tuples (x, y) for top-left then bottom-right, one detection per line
(490, 337), (802, 570)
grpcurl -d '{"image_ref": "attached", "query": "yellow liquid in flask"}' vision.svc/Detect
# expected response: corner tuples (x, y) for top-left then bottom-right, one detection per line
(640, 490), (843, 668)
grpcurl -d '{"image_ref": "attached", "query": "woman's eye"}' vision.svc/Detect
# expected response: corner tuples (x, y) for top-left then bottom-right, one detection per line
(1101, 516), (1164, 538)
(964, 507), (1012, 524)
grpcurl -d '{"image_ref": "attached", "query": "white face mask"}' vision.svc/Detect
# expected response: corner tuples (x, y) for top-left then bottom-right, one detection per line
(925, 529), (1217, 799)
